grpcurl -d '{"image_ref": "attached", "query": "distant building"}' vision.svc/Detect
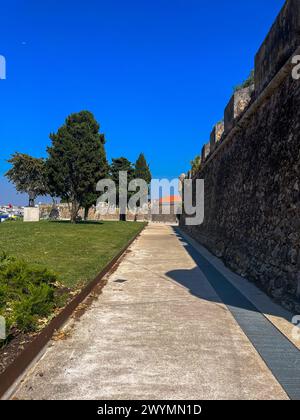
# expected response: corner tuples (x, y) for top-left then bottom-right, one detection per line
(159, 195), (182, 206)
(151, 195), (182, 224)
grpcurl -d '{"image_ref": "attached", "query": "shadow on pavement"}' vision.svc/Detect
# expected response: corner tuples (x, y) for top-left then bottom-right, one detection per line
(165, 226), (292, 321)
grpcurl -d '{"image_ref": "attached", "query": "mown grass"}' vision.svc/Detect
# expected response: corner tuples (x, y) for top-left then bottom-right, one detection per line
(0, 221), (146, 288)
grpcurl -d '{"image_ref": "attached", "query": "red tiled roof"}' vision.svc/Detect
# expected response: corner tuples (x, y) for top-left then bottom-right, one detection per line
(159, 195), (182, 204)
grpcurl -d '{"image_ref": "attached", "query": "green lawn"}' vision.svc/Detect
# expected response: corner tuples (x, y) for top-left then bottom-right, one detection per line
(0, 221), (146, 288)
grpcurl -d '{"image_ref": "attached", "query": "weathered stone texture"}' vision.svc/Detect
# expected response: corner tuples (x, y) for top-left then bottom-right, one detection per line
(181, 73), (300, 309)
(201, 142), (211, 163)
(40, 203), (179, 223)
(210, 121), (224, 152)
(39, 204), (150, 222)
(224, 86), (254, 133)
(23, 207), (40, 222)
(255, 0), (300, 95)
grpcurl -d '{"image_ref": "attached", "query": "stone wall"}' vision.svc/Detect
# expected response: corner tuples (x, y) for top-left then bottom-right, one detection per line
(201, 142), (211, 163)
(181, 0), (300, 311)
(255, 0), (300, 95)
(39, 203), (179, 224)
(224, 85), (254, 133)
(151, 204), (180, 224)
(210, 121), (224, 153)
(39, 204), (151, 222)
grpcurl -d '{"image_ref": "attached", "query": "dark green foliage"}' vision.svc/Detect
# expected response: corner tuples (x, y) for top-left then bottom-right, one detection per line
(5, 153), (48, 207)
(110, 157), (134, 184)
(46, 111), (108, 222)
(110, 157), (134, 206)
(81, 192), (99, 221)
(0, 252), (59, 338)
(0, 283), (9, 308)
(134, 153), (152, 185)
(12, 284), (55, 332)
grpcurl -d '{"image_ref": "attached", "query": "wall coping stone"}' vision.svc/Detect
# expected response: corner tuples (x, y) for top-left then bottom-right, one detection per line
(193, 46), (300, 179)
(255, 0), (300, 95)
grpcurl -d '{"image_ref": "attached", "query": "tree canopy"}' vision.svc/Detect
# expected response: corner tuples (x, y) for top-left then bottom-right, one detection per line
(110, 157), (134, 208)
(46, 111), (108, 222)
(110, 157), (134, 183)
(134, 153), (152, 185)
(5, 153), (48, 207)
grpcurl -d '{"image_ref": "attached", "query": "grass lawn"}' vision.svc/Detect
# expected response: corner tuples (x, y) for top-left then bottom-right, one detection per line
(0, 221), (146, 288)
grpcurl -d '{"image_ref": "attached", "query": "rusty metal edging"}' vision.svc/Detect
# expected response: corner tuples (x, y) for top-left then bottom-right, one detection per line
(0, 223), (146, 399)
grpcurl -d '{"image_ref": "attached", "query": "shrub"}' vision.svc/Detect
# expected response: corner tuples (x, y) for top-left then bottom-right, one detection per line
(12, 283), (55, 331)
(0, 252), (60, 341)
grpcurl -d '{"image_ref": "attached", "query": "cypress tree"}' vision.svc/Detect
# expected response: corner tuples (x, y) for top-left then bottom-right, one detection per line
(46, 111), (108, 223)
(134, 153), (152, 185)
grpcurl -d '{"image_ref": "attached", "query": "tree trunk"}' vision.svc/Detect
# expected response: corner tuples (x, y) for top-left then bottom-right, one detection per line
(70, 201), (80, 223)
(28, 191), (35, 208)
(119, 213), (126, 222)
(84, 206), (90, 222)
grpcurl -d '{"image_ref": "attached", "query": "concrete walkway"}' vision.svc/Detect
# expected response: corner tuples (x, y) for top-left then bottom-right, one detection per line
(12, 224), (293, 400)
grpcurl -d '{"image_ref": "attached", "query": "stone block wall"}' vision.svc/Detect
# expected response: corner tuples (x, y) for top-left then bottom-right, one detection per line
(24, 207), (40, 222)
(183, 72), (300, 310)
(39, 204), (151, 222)
(181, 0), (300, 311)
(210, 121), (224, 152)
(255, 0), (300, 95)
(201, 142), (211, 162)
(224, 85), (254, 133)
(40, 203), (179, 224)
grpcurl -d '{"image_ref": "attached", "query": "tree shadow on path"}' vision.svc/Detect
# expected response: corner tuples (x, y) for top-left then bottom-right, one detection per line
(165, 227), (293, 322)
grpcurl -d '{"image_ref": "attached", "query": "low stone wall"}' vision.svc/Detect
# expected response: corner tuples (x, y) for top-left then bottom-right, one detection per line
(39, 204), (151, 222)
(39, 204), (179, 224)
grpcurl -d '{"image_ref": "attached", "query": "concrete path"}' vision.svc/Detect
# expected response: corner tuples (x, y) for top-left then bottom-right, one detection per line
(12, 224), (293, 400)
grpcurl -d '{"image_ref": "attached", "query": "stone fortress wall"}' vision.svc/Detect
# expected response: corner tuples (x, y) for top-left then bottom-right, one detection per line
(180, 0), (300, 311)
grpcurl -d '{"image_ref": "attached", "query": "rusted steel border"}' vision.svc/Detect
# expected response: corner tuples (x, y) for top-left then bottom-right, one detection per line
(0, 223), (146, 398)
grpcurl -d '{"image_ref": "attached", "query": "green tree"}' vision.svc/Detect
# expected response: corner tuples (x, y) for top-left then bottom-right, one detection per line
(109, 157), (134, 220)
(134, 153), (152, 185)
(81, 192), (98, 221)
(46, 111), (108, 223)
(5, 153), (48, 207)
(110, 157), (134, 199)
(190, 155), (201, 176)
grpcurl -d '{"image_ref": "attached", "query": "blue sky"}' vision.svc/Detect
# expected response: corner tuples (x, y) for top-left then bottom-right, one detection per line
(0, 0), (284, 204)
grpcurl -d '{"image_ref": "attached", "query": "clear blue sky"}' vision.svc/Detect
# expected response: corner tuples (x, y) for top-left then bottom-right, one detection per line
(0, 0), (284, 204)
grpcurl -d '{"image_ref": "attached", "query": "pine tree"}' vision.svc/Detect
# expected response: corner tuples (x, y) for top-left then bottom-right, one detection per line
(134, 153), (152, 185)
(46, 111), (108, 223)
(109, 157), (135, 220)
(109, 157), (134, 206)
(110, 157), (134, 186)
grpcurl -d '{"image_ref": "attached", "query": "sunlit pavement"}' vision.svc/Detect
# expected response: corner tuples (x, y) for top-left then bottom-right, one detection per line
(13, 224), (290, 400)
